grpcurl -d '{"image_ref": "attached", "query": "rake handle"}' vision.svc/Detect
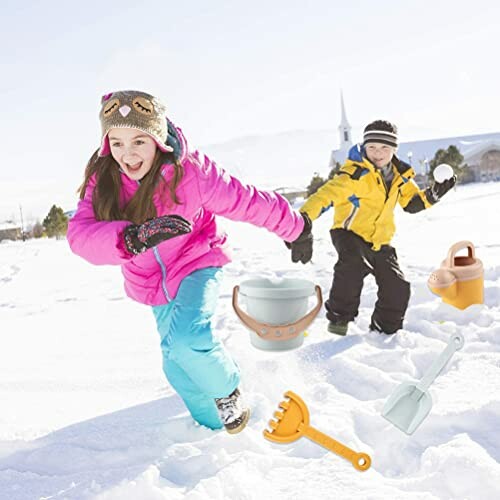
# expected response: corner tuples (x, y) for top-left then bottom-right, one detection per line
(301, 424), (371, 471)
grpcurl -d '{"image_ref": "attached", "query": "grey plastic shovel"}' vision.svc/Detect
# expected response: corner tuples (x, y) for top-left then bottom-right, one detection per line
(382, 332), (464, 435)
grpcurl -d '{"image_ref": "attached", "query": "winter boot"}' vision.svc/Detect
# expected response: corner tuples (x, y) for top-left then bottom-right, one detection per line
(369, 319), (397, 335)
(327, 320), (349, 336)
(215, 388), (250, 434)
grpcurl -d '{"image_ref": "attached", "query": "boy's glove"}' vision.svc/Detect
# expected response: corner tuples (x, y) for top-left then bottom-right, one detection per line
(285, 212), (313, 264)
(426, 175), (457, 204)
(124, 214), (192, 255)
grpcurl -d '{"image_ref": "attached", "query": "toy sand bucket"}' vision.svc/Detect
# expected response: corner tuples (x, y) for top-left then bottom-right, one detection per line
(232, 278), (323, 351)
(428, 241), (484, 310)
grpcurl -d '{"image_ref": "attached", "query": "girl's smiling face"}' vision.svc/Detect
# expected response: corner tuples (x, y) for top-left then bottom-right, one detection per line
(108, 127), (158, 180)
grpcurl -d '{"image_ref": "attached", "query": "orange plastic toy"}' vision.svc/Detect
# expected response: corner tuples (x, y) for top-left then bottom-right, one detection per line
(428, 241), (484, 310)
(264, 391), (371, 472)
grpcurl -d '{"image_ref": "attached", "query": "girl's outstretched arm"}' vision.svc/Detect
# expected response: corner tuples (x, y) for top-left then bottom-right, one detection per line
(193, 152), (304, 242)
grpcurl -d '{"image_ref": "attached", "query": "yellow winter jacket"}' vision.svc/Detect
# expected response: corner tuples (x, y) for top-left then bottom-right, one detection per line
(300, 147), (433, 251)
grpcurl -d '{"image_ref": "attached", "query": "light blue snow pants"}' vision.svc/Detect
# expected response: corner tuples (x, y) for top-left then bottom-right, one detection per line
(152, 267), (240, 429)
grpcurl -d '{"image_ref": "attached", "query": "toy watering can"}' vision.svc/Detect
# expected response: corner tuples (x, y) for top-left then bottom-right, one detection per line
(428, 241), (483, 310)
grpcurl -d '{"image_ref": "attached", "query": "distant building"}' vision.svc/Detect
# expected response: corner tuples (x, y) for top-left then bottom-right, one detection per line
(0, 222), (22, 242)
(462, 140), (500, 182)
(396, 134), (500, 181)
(329, 94), (500, 180)
(274, 187), (308, 204)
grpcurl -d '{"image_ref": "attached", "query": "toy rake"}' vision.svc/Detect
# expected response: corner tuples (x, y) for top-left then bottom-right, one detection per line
(264, 391), (371, 472)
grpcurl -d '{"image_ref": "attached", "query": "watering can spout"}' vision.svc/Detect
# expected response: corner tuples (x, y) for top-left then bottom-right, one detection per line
(428, 269), (458, 299)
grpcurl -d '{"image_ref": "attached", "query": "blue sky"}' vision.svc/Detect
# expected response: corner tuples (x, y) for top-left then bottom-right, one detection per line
(1, 0), (499, 211)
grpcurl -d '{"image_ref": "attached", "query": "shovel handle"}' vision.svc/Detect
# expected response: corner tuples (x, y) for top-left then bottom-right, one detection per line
(417, 332), (465, 393)
(301, 425), (371, 471)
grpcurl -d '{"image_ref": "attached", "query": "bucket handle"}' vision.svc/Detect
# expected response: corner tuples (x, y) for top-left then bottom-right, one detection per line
(445, 241), (475, 268)
(232, 285), (323, 341)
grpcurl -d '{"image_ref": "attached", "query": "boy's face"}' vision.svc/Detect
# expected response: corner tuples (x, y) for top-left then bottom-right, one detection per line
(364, 142), (396, 168)
(108, 127), (158, 181)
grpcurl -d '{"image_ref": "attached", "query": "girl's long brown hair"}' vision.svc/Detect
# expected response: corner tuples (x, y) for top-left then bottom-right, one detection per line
(78, 149), (184, 224)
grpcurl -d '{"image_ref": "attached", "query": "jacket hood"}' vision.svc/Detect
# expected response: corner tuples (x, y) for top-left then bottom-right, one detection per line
(166, 118), (188, 163)
(348, 143), (365, 163)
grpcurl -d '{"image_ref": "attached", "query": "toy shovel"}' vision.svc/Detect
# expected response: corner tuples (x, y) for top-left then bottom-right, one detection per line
(264, 391), (371, 472)
(382, 332), (464, 435)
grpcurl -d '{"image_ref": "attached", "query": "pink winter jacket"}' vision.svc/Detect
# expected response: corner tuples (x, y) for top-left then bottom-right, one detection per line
(67, 125), (305, 306)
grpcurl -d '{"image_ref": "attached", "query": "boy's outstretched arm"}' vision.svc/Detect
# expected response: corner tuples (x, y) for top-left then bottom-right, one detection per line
(399, 176), (456, 213)
(298, 174), (346, 220)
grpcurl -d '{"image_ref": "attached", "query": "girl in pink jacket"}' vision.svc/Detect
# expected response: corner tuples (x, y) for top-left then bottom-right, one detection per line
(67, 90), (311, 434)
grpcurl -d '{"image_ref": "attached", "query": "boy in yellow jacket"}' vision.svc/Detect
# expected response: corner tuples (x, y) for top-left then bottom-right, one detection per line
(287, 120), (456, 335)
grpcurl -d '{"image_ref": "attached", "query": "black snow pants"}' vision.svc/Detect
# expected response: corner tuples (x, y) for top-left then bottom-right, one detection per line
(325, 229), (411, 334)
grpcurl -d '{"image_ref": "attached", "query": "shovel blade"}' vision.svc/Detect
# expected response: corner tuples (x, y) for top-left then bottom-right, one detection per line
(382, 381), (433, 435)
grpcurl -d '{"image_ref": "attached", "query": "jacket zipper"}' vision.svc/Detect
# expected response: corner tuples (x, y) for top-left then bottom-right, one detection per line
(343, 205), (359, 229)
(133, 178), (171, 303)
(370, 167), (396, 242)
(153, 247), (171, 302)
(378, 171), (389, 201)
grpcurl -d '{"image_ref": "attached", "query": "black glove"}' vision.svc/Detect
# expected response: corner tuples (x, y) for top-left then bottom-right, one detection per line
(124, 214), (192, 255)
(284, 213), (313, 264)
(426, 175), (457, 204)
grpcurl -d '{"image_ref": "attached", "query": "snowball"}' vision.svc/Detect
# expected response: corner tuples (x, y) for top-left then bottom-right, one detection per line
(433, 164), (454, 183)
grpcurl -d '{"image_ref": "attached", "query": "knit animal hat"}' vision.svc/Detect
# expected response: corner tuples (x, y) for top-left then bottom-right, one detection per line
(98, 90), (174, 157)
(363, 120), (398, 148)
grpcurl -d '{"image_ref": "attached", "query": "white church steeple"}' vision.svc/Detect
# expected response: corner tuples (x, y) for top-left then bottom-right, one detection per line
(329, 91), (353, 169)
(338, 90), (352, 150)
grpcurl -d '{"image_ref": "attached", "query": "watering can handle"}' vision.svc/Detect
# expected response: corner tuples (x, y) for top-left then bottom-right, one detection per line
(417, 332), (465, 393)
(301, 425), (371, 472)
(232, 285), (323, 341)
(445, 241), (475, 268)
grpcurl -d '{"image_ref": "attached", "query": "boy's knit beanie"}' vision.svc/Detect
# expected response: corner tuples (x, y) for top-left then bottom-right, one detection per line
(363, 120), (398, 148)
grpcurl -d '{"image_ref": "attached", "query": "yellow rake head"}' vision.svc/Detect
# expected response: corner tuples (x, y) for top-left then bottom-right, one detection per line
(264, 391), (309, 443)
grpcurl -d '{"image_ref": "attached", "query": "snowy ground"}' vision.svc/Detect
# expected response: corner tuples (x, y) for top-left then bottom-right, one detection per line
(0, 181), (499, 499)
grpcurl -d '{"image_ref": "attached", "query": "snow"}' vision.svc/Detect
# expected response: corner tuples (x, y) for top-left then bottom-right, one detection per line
(0, 182), (499, 499)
